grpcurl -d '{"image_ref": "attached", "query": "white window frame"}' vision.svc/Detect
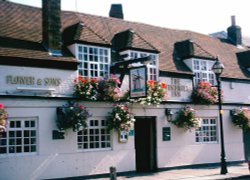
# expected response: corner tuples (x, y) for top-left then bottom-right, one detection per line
(195, 118), (218, 143)
(77, 117), (112, 152)
(77, 44), (111, 78)
(0, 117), (38, 156)
(192, 59), (216, 86)
(120, 50), (159, 81)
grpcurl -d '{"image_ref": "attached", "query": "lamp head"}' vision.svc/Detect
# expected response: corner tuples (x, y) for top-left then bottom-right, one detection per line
(212, 59), (224, 76)
(165, 108), (173, 122)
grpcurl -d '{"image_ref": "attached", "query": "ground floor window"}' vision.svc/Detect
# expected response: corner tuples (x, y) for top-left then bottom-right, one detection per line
(0, 117), (37, 155)
(195, 118), (217, 143)
(77, 118), (111, 150)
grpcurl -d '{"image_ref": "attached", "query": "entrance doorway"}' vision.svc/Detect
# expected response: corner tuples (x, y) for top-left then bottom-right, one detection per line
(134, 116), (157, 172)
(243, 129), (250, 160)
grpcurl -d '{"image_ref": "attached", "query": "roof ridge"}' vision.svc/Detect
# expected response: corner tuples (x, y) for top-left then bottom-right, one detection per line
(71, 10), (191, 35)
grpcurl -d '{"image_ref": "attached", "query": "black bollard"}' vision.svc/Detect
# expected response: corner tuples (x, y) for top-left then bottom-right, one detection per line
(110, 166), (117, 180)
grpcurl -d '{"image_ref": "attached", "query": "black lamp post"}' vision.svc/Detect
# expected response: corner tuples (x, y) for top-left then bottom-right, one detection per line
(212, 59), (228, 174)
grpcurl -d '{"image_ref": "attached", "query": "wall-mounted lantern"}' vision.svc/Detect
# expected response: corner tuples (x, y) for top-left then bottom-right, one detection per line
(165, 108), (173, 122)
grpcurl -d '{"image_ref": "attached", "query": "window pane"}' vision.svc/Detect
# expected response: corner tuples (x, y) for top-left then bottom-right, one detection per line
(77, 119), (111, 150)
(3, 119), (37, 154)
(196, 118), (217, 143)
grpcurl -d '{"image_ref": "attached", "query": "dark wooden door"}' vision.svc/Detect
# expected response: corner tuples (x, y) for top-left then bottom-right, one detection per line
(134, 116), (157, 172)
(243, 128), (250, 160)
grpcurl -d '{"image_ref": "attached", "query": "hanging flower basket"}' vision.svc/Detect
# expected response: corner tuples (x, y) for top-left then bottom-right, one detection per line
(231, 107), (250, 130)
(56, 102), (91, 132)
(0, 103), (8, 133)
(132, 80), (168, 106)
(172, 106), (199, 130)
(106, 104), (135, 131)
(191, 81), (219, 105)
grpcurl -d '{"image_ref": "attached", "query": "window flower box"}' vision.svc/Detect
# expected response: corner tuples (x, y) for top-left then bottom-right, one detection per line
(131, 80), (168, 106)
(74, 76), (99, 100)
(191, 81), (219, 105)
(74, 75), (122, 102)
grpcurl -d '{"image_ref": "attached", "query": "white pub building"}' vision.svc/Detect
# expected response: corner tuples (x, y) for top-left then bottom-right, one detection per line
(0, 0), (250, 179)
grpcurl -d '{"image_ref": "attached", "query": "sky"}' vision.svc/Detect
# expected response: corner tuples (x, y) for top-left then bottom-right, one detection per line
(9, 0), (250, 37)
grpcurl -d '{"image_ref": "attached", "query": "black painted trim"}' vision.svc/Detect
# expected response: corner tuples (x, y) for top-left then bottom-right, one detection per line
(0, 56), (78, 70)
(1, 94), (250, 106)
(75, 41), (112, 48)
(160, 71), (194, 79)
(221, 77), (250, 83)
(116, 47), (160, 54)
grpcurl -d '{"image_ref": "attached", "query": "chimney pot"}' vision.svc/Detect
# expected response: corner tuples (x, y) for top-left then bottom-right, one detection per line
(109, 4), (124, 19)
(231, 15), (236, 26)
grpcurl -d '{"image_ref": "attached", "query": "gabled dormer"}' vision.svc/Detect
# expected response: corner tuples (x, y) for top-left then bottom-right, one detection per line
(174, 39), (218, 85)
(112, 29), (160, 80)
(63, 22), (111, 78)
(237, 50), (250, 73)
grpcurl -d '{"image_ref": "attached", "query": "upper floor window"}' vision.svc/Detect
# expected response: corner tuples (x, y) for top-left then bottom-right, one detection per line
(193, 59), (215, 86)
(77, 45), (111, 78)
(0, 118), (37, 155)
(77, 118), (111, 151)
(128, 51), (159, 81)
(195, 118), (217, 143)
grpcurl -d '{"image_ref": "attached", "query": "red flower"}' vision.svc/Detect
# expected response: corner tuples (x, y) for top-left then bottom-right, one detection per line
(160, 82), (167, 89)
(148, 80), (155, 87)
(0, 104), (4, 109)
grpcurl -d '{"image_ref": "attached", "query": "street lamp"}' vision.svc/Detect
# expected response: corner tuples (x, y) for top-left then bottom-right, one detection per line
(212, 59), (228, 174)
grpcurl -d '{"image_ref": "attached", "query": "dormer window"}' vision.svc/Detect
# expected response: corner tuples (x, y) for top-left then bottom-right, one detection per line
(193, 59), (215, 86)
(77, 44), (111, 77)
(121, 50), (159, 81)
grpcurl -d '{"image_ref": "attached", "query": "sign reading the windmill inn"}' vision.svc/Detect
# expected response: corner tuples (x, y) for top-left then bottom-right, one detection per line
(168, 78), (191, 97)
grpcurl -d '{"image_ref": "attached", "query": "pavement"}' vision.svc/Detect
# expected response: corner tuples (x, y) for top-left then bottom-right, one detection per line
(89, 163), (250, 180)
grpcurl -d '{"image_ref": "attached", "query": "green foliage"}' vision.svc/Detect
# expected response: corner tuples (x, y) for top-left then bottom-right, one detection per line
(231, 108), (250, 130)
(172, 106), (199, 130)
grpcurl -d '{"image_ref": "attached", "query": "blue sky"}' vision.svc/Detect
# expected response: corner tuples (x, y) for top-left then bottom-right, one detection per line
(10, 0), (250, 37)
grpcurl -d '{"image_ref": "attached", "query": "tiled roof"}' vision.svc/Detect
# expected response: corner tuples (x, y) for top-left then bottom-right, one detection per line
(0, 1), (76, 64)
(1, 1), (250, 79)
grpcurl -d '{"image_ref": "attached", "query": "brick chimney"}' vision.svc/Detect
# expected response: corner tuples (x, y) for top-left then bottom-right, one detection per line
(227, 15), (242, 46)
(109, 4), (124, 19)
(42, 0), (62, 56)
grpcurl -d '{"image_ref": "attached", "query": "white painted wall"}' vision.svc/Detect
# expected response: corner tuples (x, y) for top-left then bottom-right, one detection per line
(222, 81), (250, 104)
(0, 99), (135, 180)
(0, 99), (245, 179)
(156, 104), (245, 168)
